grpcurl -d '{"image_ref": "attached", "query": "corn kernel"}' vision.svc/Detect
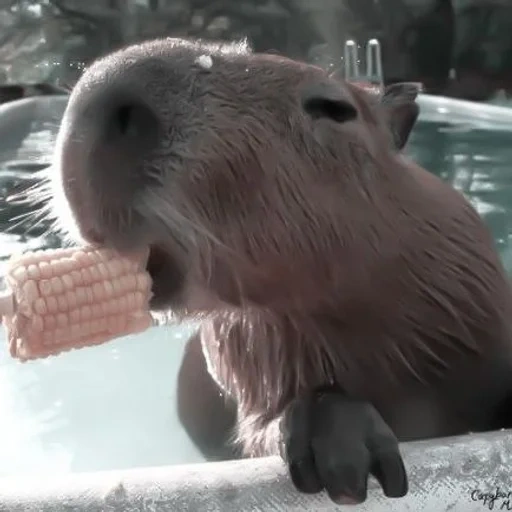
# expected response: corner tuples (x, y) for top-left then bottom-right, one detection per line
(1, 246), (153, 361)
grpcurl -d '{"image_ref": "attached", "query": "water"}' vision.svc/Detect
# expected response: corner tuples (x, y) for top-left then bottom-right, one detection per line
(1, 99), (512, 478)
(407, 121), (512, 272)
(0, 326), (203, 477)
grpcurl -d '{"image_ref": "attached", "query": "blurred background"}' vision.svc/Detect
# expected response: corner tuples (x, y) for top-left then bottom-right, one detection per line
(1, 0), (512, 102)
(0, 0), (512, 478)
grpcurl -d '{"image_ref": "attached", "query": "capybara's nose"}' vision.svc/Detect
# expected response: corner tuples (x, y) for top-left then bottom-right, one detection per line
(70, 96), (161, 195)
(103, 101), (159, 152)
(57, 92), (162, 233)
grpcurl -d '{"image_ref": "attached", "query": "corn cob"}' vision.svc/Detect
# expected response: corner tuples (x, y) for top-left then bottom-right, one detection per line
(0, 246), (153, 361)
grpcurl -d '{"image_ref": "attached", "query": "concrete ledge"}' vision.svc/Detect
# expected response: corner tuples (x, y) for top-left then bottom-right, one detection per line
(0, 429), (511, 511)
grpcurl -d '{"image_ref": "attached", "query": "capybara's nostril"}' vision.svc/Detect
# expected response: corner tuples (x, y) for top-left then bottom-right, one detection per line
(104, 101), (159, 149)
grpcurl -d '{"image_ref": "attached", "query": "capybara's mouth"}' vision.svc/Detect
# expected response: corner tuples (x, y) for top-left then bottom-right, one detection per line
(146, 244), (184, 310)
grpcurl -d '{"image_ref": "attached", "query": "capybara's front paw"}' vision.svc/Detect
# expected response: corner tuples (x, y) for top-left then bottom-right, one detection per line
(280, 391), (408, 504)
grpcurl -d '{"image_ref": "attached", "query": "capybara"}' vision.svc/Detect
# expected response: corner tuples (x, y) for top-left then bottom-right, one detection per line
(46, 38), (512, 504)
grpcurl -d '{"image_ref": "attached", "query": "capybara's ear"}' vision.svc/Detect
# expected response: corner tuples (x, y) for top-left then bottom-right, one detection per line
(380, 82), (422, 150)
(301, 82), (358, 123)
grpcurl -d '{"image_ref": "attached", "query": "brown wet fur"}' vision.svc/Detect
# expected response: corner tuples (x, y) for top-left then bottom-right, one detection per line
(52, 38), (512, 460)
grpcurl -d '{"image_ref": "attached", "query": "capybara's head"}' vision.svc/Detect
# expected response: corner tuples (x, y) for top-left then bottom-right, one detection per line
(49, 38), (420, 311)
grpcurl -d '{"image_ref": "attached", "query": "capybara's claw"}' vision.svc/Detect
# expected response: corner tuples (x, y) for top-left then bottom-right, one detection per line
(281, 390), (408, 503)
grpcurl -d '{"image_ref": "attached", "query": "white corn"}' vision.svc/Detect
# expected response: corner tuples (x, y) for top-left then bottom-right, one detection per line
(0, 246), (153, 361)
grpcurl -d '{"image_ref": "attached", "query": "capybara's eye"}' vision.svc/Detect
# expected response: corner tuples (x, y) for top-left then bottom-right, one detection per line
(301, 82), (358, 124)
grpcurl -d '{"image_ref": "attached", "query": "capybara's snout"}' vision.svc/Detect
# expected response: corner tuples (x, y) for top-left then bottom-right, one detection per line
(53, 68), (163, 249)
